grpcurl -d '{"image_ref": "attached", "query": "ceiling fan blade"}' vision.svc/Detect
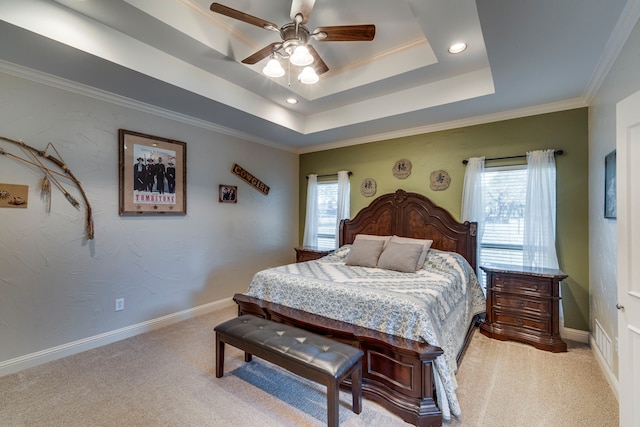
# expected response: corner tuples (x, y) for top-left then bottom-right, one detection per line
(241, 42), (282, 65)
(290, 0), (316, 24)
(307, 45), (329, 75)
(313, 25), (376, 42)
(210, 3), (279, 31)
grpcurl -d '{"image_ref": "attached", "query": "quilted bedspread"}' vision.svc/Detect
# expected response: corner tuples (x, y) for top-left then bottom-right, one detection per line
(244, 246), (486, 420)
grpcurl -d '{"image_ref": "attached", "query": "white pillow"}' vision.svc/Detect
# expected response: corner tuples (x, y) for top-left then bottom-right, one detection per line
(389, 235), (433, 270)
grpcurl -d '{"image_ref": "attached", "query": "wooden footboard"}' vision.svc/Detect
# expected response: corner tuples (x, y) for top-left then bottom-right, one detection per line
(234, 293), (447, 427)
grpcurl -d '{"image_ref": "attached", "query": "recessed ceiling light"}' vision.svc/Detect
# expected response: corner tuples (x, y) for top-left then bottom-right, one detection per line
(286, 98), (298, 105)
(448, 42), (467, 54)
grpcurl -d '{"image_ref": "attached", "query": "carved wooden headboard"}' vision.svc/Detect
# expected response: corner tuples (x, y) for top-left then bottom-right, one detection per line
(339, 189), (477, 270)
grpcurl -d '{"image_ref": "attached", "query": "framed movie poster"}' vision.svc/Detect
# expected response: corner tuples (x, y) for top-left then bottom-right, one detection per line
(604, 150), (616, 219)
(118, 129), (187, 216)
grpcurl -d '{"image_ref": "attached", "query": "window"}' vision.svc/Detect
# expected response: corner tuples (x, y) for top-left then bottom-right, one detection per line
(481, 165), (528, 267)
(303, 171), (350, 251)
(463, 150), (559, 289)
(316, 180), (338, 250)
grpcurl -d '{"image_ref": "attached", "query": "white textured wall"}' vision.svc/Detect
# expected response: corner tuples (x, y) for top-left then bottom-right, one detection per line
(589, 18), (640, 378)
(0, 71), (298, 365)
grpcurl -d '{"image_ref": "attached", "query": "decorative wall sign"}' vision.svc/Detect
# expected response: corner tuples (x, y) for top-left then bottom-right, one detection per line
(231, 163), (270, 195)
(430, 170), (451, 191)
(119, 129), (187, 216)
(219, 185), (237, 203)
(360, 178), (377, 197)
(0, 183), (28, 208)
(392, 159), (412, 179)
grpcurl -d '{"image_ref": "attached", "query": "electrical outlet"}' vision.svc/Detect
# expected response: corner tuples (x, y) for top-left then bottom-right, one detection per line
(115, 298), (124, 312)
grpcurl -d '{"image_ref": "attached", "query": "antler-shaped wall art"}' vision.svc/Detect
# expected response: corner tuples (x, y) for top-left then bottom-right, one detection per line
(0, 135), (94, 240)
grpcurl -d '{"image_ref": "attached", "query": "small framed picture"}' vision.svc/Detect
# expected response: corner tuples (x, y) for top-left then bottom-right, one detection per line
(219, 185), (237, 203)
(604, 150), (616, 219)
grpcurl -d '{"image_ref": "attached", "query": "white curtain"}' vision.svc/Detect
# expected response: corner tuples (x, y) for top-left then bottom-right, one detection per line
(461, 157), (485, 274)
(524, 150), (559, 269)
(335, 171), (351, 248)
(302, 174), (318, 247)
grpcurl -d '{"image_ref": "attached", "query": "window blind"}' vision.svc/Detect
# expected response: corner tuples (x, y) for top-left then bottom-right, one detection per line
(480, 166), (528, 268)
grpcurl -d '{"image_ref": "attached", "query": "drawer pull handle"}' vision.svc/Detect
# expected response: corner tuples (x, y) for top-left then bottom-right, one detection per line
(533, 285), (538, 291)
(517, 318), (523, 326)
(517, 300), (524, 307)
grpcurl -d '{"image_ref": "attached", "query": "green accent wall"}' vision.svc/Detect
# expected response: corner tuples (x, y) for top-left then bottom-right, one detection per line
(299, 108), (589, 331)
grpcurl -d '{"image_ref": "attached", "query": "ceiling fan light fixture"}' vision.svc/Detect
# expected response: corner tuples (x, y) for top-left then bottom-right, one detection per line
(290, 45), (314, 66)
(298, 66), (319, 84)
(263, 57), (285, 78)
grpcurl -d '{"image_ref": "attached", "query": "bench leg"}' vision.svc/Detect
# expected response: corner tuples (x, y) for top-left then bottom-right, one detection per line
(244, 352), (253, 363)
(327, 380), (339, 427)
(215, 334), (225, 378)
(351, 363), (362, 414)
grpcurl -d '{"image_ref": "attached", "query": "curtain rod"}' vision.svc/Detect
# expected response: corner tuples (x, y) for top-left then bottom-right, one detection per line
(306, 171), (352, 179)
(462, 149), (564, 165)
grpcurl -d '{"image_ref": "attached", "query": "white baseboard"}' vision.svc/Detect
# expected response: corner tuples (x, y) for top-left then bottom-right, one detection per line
(560, 322), (590, 343)
(0, 297), (235, 378)
(589, 334), (620, 401)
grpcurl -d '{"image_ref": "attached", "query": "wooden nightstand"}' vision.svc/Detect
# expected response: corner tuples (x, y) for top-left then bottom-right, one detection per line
(479, 264), (568, 352)
(294, 246), (332, 263)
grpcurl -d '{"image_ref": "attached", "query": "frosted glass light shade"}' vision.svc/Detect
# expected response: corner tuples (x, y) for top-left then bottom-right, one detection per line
(448, 42), (467, 54)
(290, 45), (313, 66)
(298, 66), (319, 84)
(263, 58), (285, 77)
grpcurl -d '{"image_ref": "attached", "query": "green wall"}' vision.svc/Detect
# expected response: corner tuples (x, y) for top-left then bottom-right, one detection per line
(299, 108), (589, 331)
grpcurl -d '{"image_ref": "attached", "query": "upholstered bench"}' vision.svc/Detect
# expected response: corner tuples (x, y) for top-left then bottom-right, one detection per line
(215, 315), (364, 427)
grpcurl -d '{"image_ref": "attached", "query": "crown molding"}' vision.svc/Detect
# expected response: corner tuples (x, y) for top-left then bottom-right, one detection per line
(0, 60), (297, 153)
(584, 0), (640, 103)
(297, 97), (588, 154)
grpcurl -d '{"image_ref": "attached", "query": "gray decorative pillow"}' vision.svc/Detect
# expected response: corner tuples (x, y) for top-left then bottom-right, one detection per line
(389, 235), (433, 269)
(345, 239), (386, 268)
(353, 234), (391, 247)
(377, 241), (424, 273)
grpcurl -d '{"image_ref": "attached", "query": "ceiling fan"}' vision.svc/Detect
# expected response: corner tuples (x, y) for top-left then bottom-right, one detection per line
(210, 0), (375, 83)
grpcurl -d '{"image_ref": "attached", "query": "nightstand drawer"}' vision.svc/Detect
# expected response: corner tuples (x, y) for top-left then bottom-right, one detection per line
(494, 293), (551, 316)
(491, 275), (552, 296)
(492, 309), (551, 335)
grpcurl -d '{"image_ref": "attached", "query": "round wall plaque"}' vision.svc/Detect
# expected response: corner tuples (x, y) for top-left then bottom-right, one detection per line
(392, 159), (412, 179)
(360, 178), (377, 197)
(430, 170), (451, 191)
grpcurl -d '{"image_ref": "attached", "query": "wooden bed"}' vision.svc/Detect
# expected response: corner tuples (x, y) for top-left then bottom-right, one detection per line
(233, 189), (480, 427)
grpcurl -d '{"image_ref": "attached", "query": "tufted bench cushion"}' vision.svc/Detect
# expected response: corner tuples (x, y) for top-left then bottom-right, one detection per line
(215, 315), (364, 427)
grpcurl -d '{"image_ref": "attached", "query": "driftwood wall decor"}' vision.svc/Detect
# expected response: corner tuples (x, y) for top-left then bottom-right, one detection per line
(0, 135), (94, 239)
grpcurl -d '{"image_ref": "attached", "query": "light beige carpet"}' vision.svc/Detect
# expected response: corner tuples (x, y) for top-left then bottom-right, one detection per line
(0, 305), (618, 426)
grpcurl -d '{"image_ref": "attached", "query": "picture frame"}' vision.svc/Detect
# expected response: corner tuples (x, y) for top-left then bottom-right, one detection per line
(118, 129), (187, 216)
(604, 150), (616, 219)
(219, 185), (237, 203)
